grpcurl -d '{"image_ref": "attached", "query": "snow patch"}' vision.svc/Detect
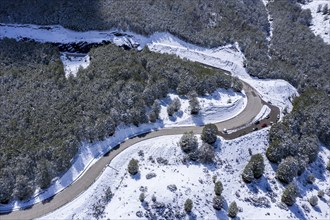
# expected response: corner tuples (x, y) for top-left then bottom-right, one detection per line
(158, 88), (247, 127)
(301, 0), (330, 44)
(60, 53), (90, 77)
(253, 105), (271, 122)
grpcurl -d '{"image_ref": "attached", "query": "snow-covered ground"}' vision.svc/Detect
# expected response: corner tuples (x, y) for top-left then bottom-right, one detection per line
(40, 131), (330, 220)
(158, 89), (246, 127)
(60, 53), (90, 77)
(301, 0), (330, 44)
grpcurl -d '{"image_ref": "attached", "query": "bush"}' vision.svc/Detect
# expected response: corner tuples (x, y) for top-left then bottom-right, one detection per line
(189, 96), (200, 115)
(198, 143), (215, 163)
(139, 193), (145, 202)
(128, 158), (139, 175)
(184, 198), (193, 213)
(172, 97), (181, 112)
(242, 164), (254, 183)
(201, 124), (218, 144)
(318, 190), (324, 198)
(281, 183), (299, 206)
(213, 196), (224, 210)
(228, 201), (238, 218)
(308, 195), (318, 207)
(306, 174), (315, 184)
(242, 154), (265, 183)
(276, 156), (299, 184)
(214, 181), (223, 196)
(167, 104), (175, 116)
(179, 131), (198, 154)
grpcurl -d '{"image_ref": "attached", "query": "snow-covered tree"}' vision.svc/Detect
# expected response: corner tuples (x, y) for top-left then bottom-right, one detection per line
(281, 183), (299, 206)
(201, 123), (218, 144)
(179, 131), (198, 154)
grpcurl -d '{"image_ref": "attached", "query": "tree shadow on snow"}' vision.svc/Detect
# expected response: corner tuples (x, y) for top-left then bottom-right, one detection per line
(191, 114), (204, 126)
(132, 173), (141, 181)
(288, 204), (308, 220)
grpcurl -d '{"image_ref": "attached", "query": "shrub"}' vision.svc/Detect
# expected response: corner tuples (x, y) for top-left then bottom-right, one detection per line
(184, 198), (193, 213)
(318, 190), (324, 198)
(214, 181), (223, 196)
(306, 174), (315, 184)
(172, 97), (181, 112)
(103, 187), (114, 203)
(213, 196), (224, 210)
(167, 104), (175, 116)
(151, 194), (157, 202)
(242, 165), (254, 183)
(149, 111), (157, 122)
(242, 154), (265, 183)
(139, 193), (145, 202)
(201, 124), (218, 144)
(128, 158), (139, 175)
(179, 131), (198, 154)
(308, 195), (318, 207)
(281, 183), (299, 206)
(228, 201), (238, 218)
(189, 96), (200, 115)
(276, 156), (299, 183)
(198, 143), (215, 163)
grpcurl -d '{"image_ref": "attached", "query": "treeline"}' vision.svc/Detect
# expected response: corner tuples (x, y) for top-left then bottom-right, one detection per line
(0, 38), (238, 203)
(0, 0), (270, 81)
(265, 0), (330, 185)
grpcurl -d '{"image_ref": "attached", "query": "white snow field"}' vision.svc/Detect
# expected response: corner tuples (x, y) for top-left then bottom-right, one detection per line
(60, 53), (90, 77)
(158, 89), (247, 127)
(40, 132), (330, 220)
(301, 0), (330, 44)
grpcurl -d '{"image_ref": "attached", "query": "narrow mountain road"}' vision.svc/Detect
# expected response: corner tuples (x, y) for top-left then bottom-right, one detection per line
(1, 81), (279, 220)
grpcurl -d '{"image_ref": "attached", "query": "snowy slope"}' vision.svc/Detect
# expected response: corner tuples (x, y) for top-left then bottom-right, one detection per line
(40, 132), (330, 220)
(301, 0), (330, 44)
(146, 34), (298, 113)
(158, 89), (247, 127)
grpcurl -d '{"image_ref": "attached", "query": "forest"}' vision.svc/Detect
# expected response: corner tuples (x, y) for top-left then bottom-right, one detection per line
(0, 38), (237, 202)
(0, 0), (329, 203)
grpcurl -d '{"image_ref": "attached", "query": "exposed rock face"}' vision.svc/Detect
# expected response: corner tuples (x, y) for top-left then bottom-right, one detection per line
(55, 34), (140, 53)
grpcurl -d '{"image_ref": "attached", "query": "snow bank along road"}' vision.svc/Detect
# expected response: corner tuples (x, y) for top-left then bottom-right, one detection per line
(1, 81), (279, 220)
(0, 24), (280, 219)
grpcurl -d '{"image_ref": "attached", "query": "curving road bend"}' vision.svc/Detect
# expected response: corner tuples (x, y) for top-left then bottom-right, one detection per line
(1, 80), (279, 219)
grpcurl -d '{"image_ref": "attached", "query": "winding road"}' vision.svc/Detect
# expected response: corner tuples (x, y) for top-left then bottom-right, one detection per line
(1, 79), (279, 219)
(0, 23), (281, 219)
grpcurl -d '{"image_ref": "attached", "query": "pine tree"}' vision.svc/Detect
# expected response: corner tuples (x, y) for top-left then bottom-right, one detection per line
(228, 201), (238, 218)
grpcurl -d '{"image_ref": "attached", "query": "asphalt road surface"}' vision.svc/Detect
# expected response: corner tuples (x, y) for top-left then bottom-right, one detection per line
(1, 81), (280, 220)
